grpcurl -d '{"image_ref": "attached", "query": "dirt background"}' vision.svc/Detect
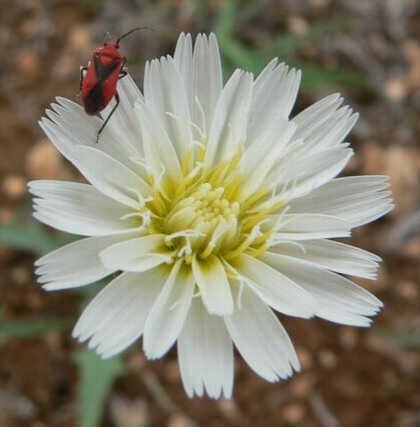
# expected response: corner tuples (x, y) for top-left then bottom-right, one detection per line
(0, 0), (419, 426)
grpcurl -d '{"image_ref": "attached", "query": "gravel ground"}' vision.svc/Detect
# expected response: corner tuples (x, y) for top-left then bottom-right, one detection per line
(0, 1), (419, 426)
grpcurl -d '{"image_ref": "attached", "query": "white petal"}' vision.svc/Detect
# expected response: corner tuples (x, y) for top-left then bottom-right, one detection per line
(98, 74), (145, 155)
(29, 180), (137, 236)
(100, 234), (172, 272)
(272, 213), (351, 240)
(43, 98), (143, 170)
(173, 33), (193, 85)
(143, 57), (192, 159)
(117, 72), (144, 104)
(273, 147), (353, 199)
(313, 308), (375, 327)
(248, 61), (301, 143)
(240, 118), (296, 200)
(73, 268), (168, 357)
(231, 254), (318, 318)
(296, 107), (357, 151)
(192, 255), (233, 316)
(35, 235), (135, 290)
(292, 93), (343, 137)
(204, 70), (253, 171)
(190, 33), (223, 134)
(269, 239), (381, 279)
(292, 93), (357, 149)
(143, 262), (194, 359)
(225, 285), (299, 382)
(288, 176), (394, 227)
(59, 90), (148, 181)
(178, 298), (233, 399)
(261, 253), (383, 326)
(134, 100), (182, 182)
(41, 98), (100, 154)
(173, 33), (223, 133)
(70, 145), (151, 209)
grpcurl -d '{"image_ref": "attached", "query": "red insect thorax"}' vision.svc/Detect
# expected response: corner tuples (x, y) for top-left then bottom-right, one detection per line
(95, 42), (124, 65)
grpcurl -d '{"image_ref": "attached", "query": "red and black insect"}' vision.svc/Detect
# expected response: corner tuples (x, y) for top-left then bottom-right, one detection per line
(80, 27), (146, 142)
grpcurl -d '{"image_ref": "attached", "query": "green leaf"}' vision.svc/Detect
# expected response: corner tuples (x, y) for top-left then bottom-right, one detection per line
(383, 331), (420, 349)
(76, 348), (125, 427)
(213, 8), (372, 92)
(220, 39), (265, 75)
(214, 0), (239, 38)
(0, 317), (71, 342)
(262, 15), (353, 58)
(0, 222), (76, 256)
(298, 63), (375, 91)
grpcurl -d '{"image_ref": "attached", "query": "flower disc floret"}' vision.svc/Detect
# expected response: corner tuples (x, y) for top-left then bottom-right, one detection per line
(144, 144), (281, 267)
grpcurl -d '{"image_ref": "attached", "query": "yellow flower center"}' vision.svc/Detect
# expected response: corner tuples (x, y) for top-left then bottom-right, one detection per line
(163, 184), (240, 261)
(142, 144), (283, 265)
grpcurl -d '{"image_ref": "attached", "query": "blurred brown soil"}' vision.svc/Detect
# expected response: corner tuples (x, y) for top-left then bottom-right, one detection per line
(0, 1), (419, 426)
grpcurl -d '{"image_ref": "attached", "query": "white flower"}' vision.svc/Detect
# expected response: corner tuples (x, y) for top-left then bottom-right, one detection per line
(29, 33), (393, 399)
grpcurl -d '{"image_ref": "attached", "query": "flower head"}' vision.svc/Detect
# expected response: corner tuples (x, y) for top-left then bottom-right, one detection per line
(29, 33), (393, 399)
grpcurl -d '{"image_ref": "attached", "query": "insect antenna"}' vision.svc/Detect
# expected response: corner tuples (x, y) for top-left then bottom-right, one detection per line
(116, 27), (153, 46)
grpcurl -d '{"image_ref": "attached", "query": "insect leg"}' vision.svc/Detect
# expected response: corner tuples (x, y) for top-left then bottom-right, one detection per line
(95, 92), (120, 143)
(77, 66), (88, 101)
(118, 59), (127, 80)
(79, 66), (88, 92)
